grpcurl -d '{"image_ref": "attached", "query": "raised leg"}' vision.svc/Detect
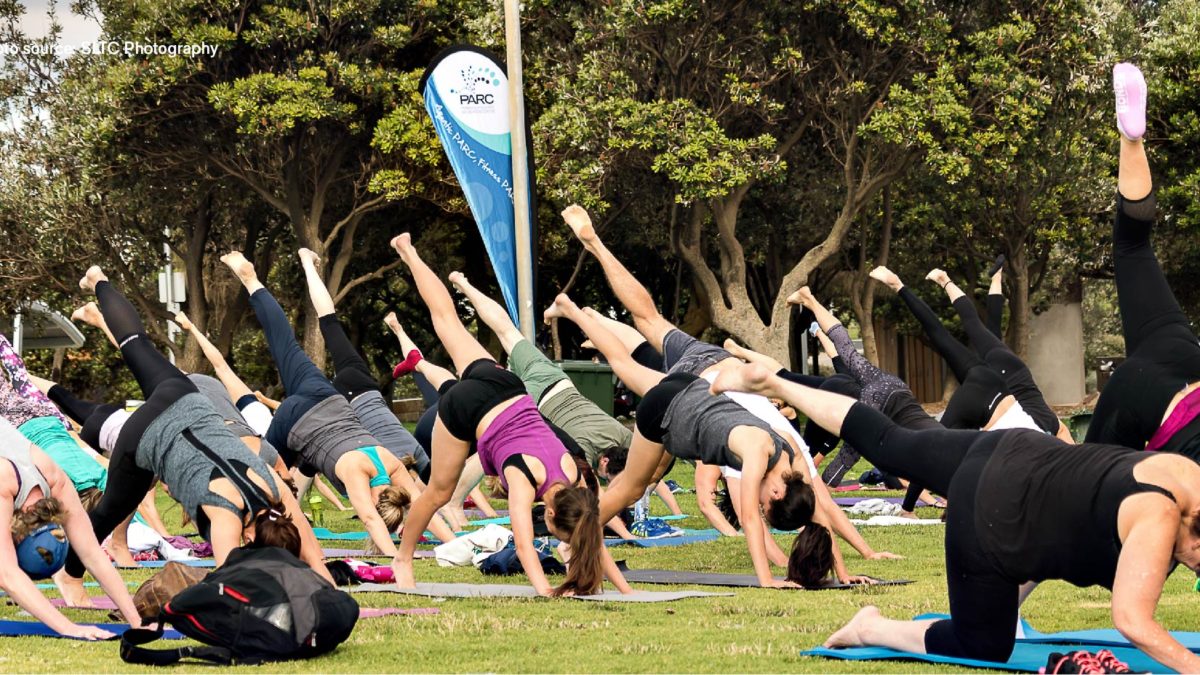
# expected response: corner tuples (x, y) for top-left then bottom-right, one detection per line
(391, 234), (493, 374)
(450, 272), (525, 355)
(562, 205), (675, 350)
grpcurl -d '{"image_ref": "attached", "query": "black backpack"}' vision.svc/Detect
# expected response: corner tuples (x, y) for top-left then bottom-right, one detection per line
(120, 546), (359, 666)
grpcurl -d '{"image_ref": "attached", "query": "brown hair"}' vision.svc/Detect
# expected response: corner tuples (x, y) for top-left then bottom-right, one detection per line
(77, 488), (104, 513)
(785, 524), (834, 587)
(252, 501), (300, 557)
(11, 497), (66, 542)
(549, 486), (604, 597)
(376, 487), (411, 533)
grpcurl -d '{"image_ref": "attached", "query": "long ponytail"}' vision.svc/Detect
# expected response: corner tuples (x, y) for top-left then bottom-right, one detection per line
(550, 486), (604, 597)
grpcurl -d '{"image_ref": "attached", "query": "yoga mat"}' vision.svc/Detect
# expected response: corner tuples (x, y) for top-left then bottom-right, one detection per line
(33, 582), (137, 590)
(351, 582), (732, 602)
(50, 596), (439, 620)
(801, 642), (1169, 673)
(0, 620), (183, 640)
(606, 532), (720, 548)
(465, 509), (508, 518)
(657, 514), (689, 521)
(849, 516), (943, 526)
(312, 527), (439, 543)
(131, 559), (217, 569)
(468, 514), (689, 527)
(615, 565), (911, 590)
(1020, 621), (1200, 652)
(323, 548), (437, 559)
(833, 496), (928, 508)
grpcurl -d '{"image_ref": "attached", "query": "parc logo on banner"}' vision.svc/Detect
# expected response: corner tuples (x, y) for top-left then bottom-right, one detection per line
(420, 45), (530, 322)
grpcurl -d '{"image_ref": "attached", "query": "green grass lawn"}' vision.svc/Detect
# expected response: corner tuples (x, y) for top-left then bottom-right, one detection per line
(4, 460), (1197, 673)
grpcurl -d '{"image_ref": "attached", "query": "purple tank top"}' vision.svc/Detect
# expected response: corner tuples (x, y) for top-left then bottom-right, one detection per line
(477, 396), (573, 500)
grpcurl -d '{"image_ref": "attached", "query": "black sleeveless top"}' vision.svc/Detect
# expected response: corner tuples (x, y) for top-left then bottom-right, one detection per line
(974, 430), (1174, 589)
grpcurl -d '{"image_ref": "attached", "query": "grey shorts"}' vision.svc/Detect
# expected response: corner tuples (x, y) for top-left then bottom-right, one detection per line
(661, 329), (733, 376)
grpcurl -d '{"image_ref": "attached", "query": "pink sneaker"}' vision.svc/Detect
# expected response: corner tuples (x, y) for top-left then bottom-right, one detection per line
(1113, 63), (1146, 141)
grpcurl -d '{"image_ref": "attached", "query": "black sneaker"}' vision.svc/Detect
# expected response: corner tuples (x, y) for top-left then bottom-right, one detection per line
(1041, 650), (1105, 674)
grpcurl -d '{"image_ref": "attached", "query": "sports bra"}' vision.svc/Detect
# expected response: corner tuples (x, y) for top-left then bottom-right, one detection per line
(358, 446), (391, 488)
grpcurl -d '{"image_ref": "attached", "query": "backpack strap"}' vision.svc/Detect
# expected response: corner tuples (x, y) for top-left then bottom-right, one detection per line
(119, 622), (235, 667)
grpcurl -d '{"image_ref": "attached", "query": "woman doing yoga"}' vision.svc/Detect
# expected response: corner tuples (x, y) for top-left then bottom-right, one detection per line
(0, 417), (140, 639)
(711, 360), (1200, 672)
(1086, 63), (1200, 457)
(547, 291), (890, 587)
(389, 233), (631, 596)
(57, 267), (328, 585)
(221, 252), (456, 554)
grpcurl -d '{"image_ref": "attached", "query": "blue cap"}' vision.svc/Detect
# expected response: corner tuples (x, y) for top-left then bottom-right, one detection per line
(16, 524), (68, 579)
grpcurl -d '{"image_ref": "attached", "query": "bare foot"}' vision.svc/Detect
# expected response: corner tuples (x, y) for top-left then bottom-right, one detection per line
(383, 311), (401, 332)
(561, 205), (597, 246)
(297, 248), (320, 268)
(786, 286), (815, 307)
(824, 605), (882, 649)
(79, 266), (108, 293)
(220, 252), (257, 284)
(70, 302), (103, 327)
(390, 233), (415, 261)
(869, 266), (902, 291)
(580, 339), (595, 350)
(447, 271), (468, 292)
(925, 268), (950, 287)
(709, 362), (774, 397)
(543, 293), (576, 324)
(723, 337), (748, 356)
(174, 312), (194, 332)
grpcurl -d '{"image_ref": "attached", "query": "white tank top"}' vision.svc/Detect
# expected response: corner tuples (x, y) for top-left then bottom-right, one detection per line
(0, 418), (51, 507)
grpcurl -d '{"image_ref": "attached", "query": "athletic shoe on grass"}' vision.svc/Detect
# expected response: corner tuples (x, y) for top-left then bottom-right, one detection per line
(630, 518), (683, 539)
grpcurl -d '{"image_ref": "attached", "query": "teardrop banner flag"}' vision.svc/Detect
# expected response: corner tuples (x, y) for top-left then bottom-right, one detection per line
(419, 45), (536, 322)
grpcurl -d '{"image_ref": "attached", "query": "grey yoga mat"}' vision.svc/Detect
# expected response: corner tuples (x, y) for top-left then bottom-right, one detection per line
(614, 564), (912, 590)
(350, 582), (732, 602)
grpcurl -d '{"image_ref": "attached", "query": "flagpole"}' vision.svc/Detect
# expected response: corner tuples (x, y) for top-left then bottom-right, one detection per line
(504, 0), (534, 340)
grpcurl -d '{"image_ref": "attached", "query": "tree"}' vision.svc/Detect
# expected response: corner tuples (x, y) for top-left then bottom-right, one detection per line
(528, 0), (973, 363)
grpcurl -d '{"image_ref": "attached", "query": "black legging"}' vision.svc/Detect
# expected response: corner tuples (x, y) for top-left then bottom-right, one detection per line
(986, 293), (1004, 339)
(46, 385), (120, 452)
(250, 289), (341, 460)
(318, 315), (378, 400)
(841, 402), (1017, 662)
(65, 281), (192, 578)
(952, 296), (1059, 435)
(897, 288), (1009, 430)
(1087, 193), (1200, 452)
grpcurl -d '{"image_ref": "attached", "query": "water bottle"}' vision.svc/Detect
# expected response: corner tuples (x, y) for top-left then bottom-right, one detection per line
(633, 488), (651, 523)
(308, 493), (325, 527)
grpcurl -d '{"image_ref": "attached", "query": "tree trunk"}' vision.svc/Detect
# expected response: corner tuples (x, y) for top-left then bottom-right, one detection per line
(1009, 244), (1031, 360)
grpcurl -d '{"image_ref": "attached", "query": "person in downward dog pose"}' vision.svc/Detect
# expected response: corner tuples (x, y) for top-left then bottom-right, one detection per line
(297, 248), (431, 477)
(58, 267), (329, 588)
(710, 360), (1200, 672)
(220, 252), (456, 556)
(0, 417), (141, 639)
(1086, 63), (1200, 457)
(548, 292), (890, 587)
(924, 267), (1070, 441)
(448, 274), (646, 539)
(390, 233), (632, 596)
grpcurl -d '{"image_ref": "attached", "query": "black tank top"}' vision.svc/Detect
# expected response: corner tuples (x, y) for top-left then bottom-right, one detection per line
(974, 430), (1174, 589)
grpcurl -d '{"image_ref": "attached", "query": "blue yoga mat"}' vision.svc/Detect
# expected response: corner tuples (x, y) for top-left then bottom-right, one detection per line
(606, 532), (720, 548)
(0, 620), (184, 641)
(917, 613), (1200, 653)
(312, 527), (440, 543)
(802, 642), (1170, 673)
(134, 559), (216, 569)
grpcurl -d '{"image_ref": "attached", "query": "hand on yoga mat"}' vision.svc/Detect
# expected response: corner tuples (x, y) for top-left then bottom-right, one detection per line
(65, 624), (116, 641)
(761, 578), (802, 589)
(842, 575), (879, 586)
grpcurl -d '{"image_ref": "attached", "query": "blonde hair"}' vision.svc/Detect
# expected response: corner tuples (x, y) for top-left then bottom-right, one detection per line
(11, 497), (66, 542)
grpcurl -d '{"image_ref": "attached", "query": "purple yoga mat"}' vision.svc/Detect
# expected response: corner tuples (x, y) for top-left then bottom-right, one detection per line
(464, 509), (509, 518)
(51, 597), (439, 618)
(833, 496), (929, 508)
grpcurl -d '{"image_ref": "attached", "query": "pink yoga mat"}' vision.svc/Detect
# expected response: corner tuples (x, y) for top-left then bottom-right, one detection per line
(50, 597), (439, 618)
